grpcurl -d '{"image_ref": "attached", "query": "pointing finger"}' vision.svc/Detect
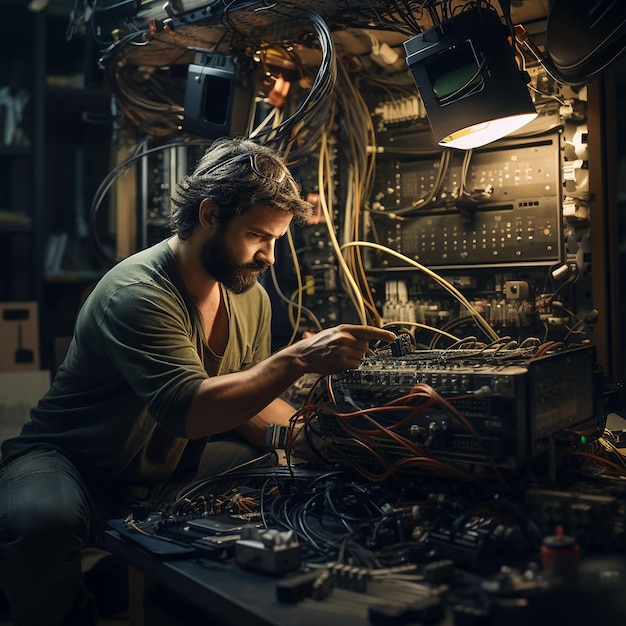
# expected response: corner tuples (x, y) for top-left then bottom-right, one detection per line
(341, 325), (396, 343)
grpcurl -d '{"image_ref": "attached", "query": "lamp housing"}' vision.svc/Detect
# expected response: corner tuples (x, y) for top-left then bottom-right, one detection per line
(403, 7), (537, 150)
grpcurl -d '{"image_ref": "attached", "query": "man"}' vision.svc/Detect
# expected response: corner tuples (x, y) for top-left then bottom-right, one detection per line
(0, 136), (394, 625)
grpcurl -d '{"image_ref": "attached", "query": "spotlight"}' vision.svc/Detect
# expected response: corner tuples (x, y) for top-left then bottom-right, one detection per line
(403, 7), (537, 150)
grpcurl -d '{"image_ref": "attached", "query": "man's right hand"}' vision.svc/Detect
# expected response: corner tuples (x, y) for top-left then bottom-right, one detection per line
(290, 324), (396, 376)
(186, 325), (394, 440)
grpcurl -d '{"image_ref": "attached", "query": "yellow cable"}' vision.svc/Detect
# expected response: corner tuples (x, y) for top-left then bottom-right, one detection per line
(340, 241), (500, 342)
(382, 320), (461, 342)
(317, 134), (367, 324)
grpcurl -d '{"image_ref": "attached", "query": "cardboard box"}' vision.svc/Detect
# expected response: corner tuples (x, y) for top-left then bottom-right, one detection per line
(0, 302), (40, 372)
(0, 370), (50, 443)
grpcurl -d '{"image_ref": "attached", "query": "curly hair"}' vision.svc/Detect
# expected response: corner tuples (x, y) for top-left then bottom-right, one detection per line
(169, 137), (313, 240)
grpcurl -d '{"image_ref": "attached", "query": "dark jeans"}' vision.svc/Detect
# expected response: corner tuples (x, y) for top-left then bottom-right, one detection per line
(0, 439), (265, 626)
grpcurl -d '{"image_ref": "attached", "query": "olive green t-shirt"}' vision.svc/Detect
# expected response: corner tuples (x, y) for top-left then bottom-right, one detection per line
(1, 240), (272, 487)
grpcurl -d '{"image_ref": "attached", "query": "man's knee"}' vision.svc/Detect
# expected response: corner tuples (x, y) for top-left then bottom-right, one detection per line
(0, 450), (90, 551)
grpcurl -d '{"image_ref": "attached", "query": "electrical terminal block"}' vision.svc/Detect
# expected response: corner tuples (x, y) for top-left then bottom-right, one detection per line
(235, 526), (301, 574)
(328, 562), (422, 594)
(329, 563), (371, 593)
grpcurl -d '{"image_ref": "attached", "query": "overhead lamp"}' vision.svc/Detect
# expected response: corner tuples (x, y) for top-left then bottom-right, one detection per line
(403, 7), (537, 150)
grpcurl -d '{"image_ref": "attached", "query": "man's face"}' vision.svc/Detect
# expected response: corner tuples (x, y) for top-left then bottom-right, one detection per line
(200, 204), (293, 294)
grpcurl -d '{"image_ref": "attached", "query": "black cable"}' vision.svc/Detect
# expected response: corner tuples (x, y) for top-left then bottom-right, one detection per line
(248, 6), (337, 159)
(88, 138), (212, 265)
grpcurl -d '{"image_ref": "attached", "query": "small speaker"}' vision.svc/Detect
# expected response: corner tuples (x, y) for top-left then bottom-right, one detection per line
(182, 52), (253, 139)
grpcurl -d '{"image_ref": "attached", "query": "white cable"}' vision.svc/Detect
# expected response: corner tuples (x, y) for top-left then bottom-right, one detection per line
(249, 103), (282, 139)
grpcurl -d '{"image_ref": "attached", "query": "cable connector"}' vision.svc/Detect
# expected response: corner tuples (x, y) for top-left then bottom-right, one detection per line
(266, 423), (290, 450)
(369, 34), (400, 67)
(235, 526), (301, 574)
(473, 386), (492, 399)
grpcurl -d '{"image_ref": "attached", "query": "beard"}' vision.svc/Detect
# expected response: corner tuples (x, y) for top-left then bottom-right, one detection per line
(200, 230), (269, 294)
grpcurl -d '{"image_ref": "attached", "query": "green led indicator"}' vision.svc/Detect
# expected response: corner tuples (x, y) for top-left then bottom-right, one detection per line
(580, 435), (587, 445)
